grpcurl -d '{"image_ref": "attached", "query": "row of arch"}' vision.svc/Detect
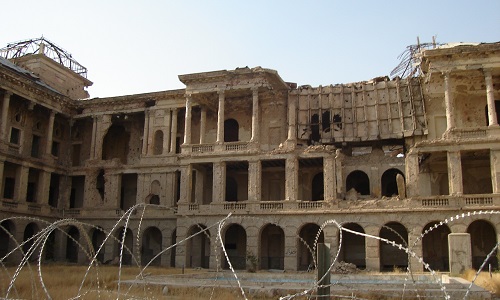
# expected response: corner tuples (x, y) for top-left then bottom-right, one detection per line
(1, 219), (497, 271)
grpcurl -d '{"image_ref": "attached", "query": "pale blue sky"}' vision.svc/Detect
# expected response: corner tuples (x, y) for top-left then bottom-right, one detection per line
(2, 0), (499, 98)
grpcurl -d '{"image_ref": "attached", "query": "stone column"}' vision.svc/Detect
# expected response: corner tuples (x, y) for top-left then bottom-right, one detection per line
(408, 232), (424, 272)
(212, 161), (226, 202)
(285, 157), (298, 201)
(1, 92), (11, 141)
(90, 117), (97, 159)
(335, 150), (344, 199)
(448, 233), (472, 276)
(447, 150), (463, 195)
(287, 95), (297, 141)
(490, 150), (500, 194)
(164, 109), (171, 153)
(45, 111), (56, 155)
(251, 87), (260, 142)
(170, 109), (178, 153)
(147, 110), (155, 155)
(216, 90), (225, 143)
(323, 156), (336, 202)
(405, 151), (420, 197)
(284, 227), (297, 271)
(485, 70), (498, 126)
(200, 107), (207, 144)
(15, 166), (29, 202)
(364, 225), (380, 271)
(179, 165), (192, 203)
(443, 72), (455, 131)
(142, 109), (150, 155)
(183, 95), (192, 145)
(38, 171), (51, 205)
(248, 160), (261, 202)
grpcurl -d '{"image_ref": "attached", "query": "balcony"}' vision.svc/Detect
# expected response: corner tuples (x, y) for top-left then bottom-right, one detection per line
(175, 194), (500, 216)
(185, 141), (257, 156)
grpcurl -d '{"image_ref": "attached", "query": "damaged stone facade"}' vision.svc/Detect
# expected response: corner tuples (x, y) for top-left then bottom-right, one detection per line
(0, 38), (499, 272)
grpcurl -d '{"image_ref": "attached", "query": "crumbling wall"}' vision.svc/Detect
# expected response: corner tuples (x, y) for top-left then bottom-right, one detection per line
(293, 78), (426, 145)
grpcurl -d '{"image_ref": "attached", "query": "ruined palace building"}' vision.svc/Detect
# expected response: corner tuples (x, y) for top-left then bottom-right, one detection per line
(0, 37), (499, 272)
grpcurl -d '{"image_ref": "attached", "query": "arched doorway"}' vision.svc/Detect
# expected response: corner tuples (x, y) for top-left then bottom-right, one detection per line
(92, 228), (106, 263)
(467, 220), (498, 270)
(0, 220), (15, 262)
(186, 224), (210, 268)
(115, 227), (133, 265)
(23, 222), (39, 262)
(346, 170), (370, 195)
(381, 168), (404, 197)
(224, 119), (239, 142)
(380, 222), (408, 271)
(422, 222), (450, 272)
(297, 223), (324, 271)
(142, 227), (162, 266)
(311, 172), (324, 201)
(66, 226), (80, 263)
(224, 224), (247, 270)
(260, 224), (284, 270)
(340, 223), (366, 269)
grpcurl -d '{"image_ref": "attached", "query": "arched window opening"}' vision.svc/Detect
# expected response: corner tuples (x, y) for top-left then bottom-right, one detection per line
(23, 223), (39, 262)
(0, 220), (14, 262)
(379, 222), (408, 271)
(381, 169), (404, 197)
(422, 222), (450, 272)
(153, 130), (163, 155)
(311, 172), (324, 201)
(260, 224), (284, 270)
(224, 224), (247, 270)
(224, 119), (239, 142)
(102, 125), (130, 163)
(339, 223), (366, 269)
(66, 226), (80, 263)
(225, 176), (238, 202)
(186, 225), (210, 268)
(346, 170), (370, 196)
(115, 227), (133, 265)
(310, 114), (320, 143)
(142, 227), (162, 266)
(92, 228), (106, 263)
(467, 220), (498, 270)
(297, 224), (324, 271)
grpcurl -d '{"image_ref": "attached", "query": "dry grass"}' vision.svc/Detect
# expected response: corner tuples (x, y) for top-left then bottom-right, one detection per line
(461, 269), (500, 295)
(0, 264), (244, 299)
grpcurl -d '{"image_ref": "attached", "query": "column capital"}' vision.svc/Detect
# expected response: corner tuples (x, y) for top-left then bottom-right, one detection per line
(217, 89), (225, 96)
(3, 91), (13, 99)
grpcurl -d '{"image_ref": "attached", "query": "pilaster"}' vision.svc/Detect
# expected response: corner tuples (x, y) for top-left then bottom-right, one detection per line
(1, 92), (11, 142)
(170, 109), (178, 153)
(405, 151), (420, 197)
(485, 69), (498, 126)
(285, 157), (298, 201)
(323, 156), (336, 202)
(179, 165), (192, 203)
(45, 111), (56, 155)
(216, 90), (225, 143)
(251, 87), (260, 142)
(212, 161), (226, 202)
(183, 95), (192, 145)
(248, 160), (261, 201)
(447, 150), (463, 195)
(15, 165), (29, 202)
(200, 107), (206, 144)
(164, 109), (172, 153)
(443, 72), (455, 131)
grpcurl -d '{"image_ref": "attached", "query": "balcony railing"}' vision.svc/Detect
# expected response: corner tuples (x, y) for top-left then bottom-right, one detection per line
(188, 141), (254, 155)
